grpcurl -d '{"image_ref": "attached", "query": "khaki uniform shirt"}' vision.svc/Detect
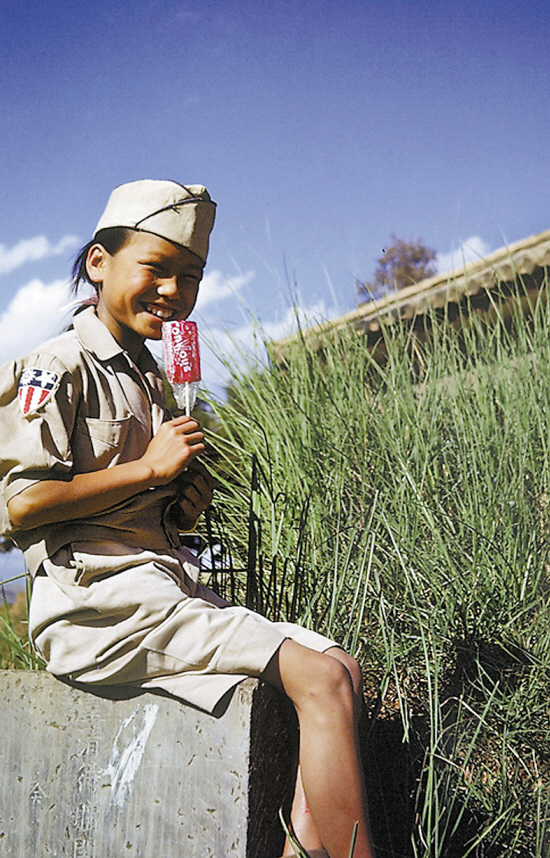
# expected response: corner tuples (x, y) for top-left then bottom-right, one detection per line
(0, 307), (336, 713)
(0, 306), (183, 574)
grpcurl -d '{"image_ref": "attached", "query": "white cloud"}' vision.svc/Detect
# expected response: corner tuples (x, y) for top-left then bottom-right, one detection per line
(0, 278), (73, 363)
(194, 269), (254, 311)
(0, 235), (80, 276)
(436, 236), (493, 275)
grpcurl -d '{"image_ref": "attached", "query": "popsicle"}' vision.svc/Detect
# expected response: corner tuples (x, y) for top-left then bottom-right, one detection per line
(162, 320), (201, 416)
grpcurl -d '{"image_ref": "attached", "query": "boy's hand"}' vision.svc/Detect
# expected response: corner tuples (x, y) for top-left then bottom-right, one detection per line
(7, 417), (207, 531)
(141, 416), (205, 484)
(174, 460), (217, 530)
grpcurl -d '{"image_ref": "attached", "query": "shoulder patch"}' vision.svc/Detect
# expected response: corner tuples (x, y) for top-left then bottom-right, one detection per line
(18, 367), (60, 416)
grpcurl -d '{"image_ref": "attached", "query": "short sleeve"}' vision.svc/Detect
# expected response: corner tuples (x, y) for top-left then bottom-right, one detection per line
(0, 352), (79, 535)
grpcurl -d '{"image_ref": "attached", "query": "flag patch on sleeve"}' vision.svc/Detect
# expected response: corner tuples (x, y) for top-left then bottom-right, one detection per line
(18, 368), (60, 416)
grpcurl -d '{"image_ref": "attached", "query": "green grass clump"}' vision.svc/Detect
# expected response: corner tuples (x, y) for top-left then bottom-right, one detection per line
(0, 583), (42, 670)
(206, 281), (550, 857)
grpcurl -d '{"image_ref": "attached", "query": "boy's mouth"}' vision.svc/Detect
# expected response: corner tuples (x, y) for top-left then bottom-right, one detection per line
(143, 303), (174, 321)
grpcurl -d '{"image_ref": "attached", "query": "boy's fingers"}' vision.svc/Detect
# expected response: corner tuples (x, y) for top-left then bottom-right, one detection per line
(181, 479), (213, 507)
(180, 462), (218, 492)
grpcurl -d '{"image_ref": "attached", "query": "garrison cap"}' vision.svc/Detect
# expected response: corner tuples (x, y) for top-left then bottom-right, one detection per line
(94, 180), (216, 264)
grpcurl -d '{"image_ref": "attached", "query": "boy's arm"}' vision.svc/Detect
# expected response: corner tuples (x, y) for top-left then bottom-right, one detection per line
(8, 416), (205, 531)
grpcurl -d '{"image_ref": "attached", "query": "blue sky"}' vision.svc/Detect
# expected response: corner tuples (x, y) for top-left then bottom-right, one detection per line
(2, 0), (550, 395)
(1, 0), (550, 586)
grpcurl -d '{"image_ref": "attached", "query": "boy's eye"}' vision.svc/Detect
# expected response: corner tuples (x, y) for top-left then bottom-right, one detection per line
(145, 263), (164, 274)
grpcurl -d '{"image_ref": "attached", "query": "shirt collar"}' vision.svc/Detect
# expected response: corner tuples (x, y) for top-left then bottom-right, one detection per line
(72, 305), (159, 374)
(73, 306), (124, 360)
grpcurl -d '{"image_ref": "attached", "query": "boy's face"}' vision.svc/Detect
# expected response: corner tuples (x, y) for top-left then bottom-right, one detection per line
(87, 231), (204, 357)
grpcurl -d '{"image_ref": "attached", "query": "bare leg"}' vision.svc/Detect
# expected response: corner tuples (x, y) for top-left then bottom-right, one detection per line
(264, 641), (374, 858)
(281, 647), (366, 857)
(282, 768), (324, 856)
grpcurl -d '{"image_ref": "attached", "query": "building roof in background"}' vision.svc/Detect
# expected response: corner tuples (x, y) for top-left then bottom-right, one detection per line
(271, 227), (550, 360)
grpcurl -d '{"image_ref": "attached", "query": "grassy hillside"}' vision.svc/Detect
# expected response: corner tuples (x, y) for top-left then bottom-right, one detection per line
(206, 284), (550, 857)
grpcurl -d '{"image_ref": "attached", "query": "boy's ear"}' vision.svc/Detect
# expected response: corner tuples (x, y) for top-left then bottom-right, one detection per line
(86, 244), (107, 284)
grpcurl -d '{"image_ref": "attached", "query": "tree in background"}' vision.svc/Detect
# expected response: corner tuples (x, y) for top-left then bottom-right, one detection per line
(357, 235), (437, 303)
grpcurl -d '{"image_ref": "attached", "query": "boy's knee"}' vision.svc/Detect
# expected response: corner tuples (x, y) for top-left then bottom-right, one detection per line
(326, 646), (363, 698)
(311, 653), (355, 708)
(264, 640), (358, 716)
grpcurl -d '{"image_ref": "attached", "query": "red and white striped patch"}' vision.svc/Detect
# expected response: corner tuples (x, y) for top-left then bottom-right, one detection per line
(18, 368), (60, 416)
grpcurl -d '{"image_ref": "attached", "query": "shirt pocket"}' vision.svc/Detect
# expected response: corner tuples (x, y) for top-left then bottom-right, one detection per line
(73, 414), (134, 470)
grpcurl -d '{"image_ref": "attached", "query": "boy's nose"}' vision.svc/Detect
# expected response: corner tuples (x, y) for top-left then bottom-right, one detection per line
(157, 276), (179, 297)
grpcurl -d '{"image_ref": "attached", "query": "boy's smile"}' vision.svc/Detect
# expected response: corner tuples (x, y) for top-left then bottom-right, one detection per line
(86, 231), (204, 359)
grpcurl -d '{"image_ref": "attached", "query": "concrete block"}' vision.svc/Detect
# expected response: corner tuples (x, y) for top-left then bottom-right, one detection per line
(0, 671), (293, 857)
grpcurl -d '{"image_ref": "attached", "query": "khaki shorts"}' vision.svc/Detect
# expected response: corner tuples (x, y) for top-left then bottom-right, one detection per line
(30, 541), (337, 713)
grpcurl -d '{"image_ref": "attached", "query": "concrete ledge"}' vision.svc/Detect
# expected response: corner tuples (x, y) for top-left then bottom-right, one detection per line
(0, 671), (293, 857)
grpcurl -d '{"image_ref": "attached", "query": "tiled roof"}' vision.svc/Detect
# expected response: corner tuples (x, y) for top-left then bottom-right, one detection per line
(271, 227), (550, 359)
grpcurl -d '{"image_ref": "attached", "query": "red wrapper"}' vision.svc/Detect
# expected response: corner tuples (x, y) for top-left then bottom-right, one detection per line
(162, 320), (201, 384)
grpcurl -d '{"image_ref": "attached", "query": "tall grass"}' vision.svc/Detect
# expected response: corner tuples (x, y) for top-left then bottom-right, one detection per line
(206, 279), (550, 857)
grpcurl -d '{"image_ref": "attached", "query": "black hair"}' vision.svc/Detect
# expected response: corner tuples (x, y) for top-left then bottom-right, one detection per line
(71, 227), (136, 297)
